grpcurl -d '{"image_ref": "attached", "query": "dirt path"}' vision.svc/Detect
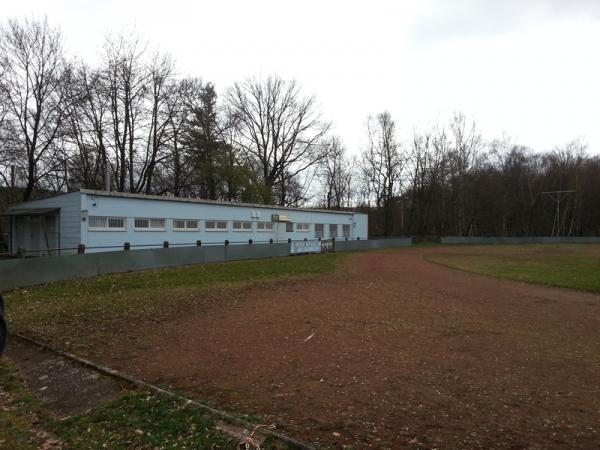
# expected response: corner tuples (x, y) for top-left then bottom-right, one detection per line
(95, 248), (600, 449)
(6, 337), (127, 417)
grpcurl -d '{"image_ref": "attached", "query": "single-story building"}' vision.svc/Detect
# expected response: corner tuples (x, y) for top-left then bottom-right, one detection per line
(2, 189), (368, 255)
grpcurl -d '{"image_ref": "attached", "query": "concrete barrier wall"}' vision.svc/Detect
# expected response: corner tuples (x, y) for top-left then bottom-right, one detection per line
(440, 236), (600, 245)
(0, 243), (287, 291)
(0, 239), (410, 291)
(335, 238), (412, 252)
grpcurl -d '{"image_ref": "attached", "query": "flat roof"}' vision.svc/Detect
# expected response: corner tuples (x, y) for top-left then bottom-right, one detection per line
(78, 189), (361, 216)
(0, 207), (59, 216)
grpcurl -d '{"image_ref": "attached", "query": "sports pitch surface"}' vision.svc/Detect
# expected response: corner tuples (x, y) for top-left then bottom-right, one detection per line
(74, 248), (600, 448)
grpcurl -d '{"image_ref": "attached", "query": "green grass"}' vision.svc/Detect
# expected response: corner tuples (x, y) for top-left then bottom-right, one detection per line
(0, 360), (42, 450)
(50, 392), (234, 449)
(0, 359), (235, 449)
(5, 253), (344, 353)
(427, 244), (600, 293)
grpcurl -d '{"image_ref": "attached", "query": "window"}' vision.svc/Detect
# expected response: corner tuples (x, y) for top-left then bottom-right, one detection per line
(256, 221), (274, 231)
(173, 219), (199, 231)
(342, 224), (351, 237)
(134, 218), (166, 231)
(233, 221), (252, 231)
(88, 216), (127, 231)
(329, 224), (338, 238)
(206, 220), (228, 231)
(296, 223), (310, 232)
(286, 222), (294, 232)
(314, 223), (324, 239)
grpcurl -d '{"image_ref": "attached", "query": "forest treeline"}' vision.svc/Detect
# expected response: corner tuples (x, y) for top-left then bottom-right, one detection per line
(1, 18), (599, 237)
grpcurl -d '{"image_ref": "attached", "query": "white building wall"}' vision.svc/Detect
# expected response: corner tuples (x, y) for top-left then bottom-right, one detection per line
(10, 192), (82, 255)
(80, 193), (368, 252)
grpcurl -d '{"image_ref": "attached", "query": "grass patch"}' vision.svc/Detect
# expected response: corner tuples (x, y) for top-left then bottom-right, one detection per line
(0, 359), (235, 449)
(0, 360), (43, 450)
(427, 244), (600, 293)
(5, 253), (344, 352)
(50, 391), (233, 449)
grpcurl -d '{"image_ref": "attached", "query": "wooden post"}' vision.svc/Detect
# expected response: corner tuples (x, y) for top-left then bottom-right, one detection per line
(77, 244), (85, 254)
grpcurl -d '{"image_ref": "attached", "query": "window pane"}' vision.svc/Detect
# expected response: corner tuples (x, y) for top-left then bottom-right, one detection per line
(329, 224), (338, 237)
(206, 221), (215, 229)
(150, 218), (165, 229)
(173, 219), (185, 229)
(135, 218), (149, 228)
(108, 217), (125, 229)
(315, 223), (324, 238)
(343, 224), (350, 237)
(217, 221), (227, 229)
(89, 216), (107, 228)
(286, 222), (294, 232)
(233, 221), (251, 230)
(186, 220), (198, 229)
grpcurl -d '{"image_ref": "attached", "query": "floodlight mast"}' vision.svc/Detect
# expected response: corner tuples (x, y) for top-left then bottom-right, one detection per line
(541, 190), (576, 237)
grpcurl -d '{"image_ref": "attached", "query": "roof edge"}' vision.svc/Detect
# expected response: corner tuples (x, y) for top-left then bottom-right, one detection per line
(80, 189), (363, 216)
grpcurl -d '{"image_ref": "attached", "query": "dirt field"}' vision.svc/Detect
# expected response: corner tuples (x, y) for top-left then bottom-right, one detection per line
(90, 247), (600, 449)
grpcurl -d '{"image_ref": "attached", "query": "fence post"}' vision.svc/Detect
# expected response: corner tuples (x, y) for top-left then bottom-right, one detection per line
(249, 239), (253, 244)
(345, 237), (348, 241)
(357, 237), (360, 240)
(124, 242), (130, 251)
(225, 240), (229, 246)
(77, 244), (85, 254)
(17, 246), (25, 258)
(269, 238), (273, 244)
(196, 240), (202, 246)
(304, 237), (307, 241)
(163, 241), (169, 248)
(287, 238), (291, 244)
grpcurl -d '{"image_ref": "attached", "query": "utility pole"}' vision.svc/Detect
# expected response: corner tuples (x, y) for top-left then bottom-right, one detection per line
(542, 190), (575, 237)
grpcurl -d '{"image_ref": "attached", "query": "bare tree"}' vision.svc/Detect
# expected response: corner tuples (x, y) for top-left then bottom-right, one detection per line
(319, 136), (353, 209)
(448, 112), (482, 235)
(0, 17), (71, 200)
(226, 75), (330, 205)
(62, 63), (110, 189)
(359, 112), (404, 235)
(139, 53), (175, 194)
(102, 33), (150, 192)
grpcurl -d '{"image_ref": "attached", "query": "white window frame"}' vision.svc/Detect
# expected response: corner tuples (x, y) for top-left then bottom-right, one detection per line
(205, 220), (228, 231)
(88, 216), (127, 232)
(296, 223), (310, 232)
(256, 221), (274, 232)
(134, 217), (166, 231)
(173, 219), (199, 231)
(233, 221), (252, 232)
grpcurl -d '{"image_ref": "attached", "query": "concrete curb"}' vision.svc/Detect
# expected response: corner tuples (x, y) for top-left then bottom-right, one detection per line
(10, 333), (315, 450)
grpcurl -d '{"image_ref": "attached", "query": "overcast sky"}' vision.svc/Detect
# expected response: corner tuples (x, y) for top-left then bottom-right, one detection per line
(2, 0), (599, 154)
